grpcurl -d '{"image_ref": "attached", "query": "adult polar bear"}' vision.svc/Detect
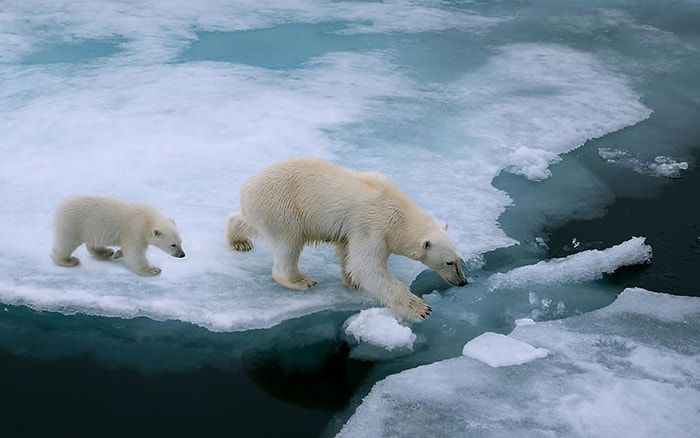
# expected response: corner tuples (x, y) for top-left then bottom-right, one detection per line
(226, 157), (467, 322)
(51, 195), (186, 276)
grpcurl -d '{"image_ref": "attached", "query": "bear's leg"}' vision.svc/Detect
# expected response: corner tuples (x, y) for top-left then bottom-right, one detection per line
(271, 239), (316, 290)
(51, 236), (82, 267)
(346, 238), (431, 322)
(87, 246), (115, 260)
(226, 212), (255, 251)
(335, 241), (359, 289)
(122, 243), (161, 276)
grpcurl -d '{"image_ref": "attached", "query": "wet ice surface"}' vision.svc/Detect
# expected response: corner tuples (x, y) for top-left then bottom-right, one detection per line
(338, 289), (700, 438)
(341, 237), (652, 359)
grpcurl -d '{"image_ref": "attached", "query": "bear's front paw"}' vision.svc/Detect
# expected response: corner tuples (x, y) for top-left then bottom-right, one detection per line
(139, 266), (162, 276)
(113, 249), (123, 259)
(394, 295), (432, 322)
(231, 239), (253, 252)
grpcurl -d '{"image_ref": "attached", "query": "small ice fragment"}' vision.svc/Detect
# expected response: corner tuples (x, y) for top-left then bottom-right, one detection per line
(462, 332), (549, 367)
(515, 318), (536, 326)
(344, 308), (417, 351)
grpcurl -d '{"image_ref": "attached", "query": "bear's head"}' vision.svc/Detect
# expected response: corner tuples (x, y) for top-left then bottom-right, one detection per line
(149, 218), (186, 258)
(419, 225), (467, 287)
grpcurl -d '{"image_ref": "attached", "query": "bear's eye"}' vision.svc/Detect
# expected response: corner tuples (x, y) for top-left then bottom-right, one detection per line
(446, 261), (454, 266)
(170, 244), (177, 248)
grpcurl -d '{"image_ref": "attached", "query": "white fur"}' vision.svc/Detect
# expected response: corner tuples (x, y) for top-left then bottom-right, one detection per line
(226, 157), (467, 321)
(51, 195), (185, 276)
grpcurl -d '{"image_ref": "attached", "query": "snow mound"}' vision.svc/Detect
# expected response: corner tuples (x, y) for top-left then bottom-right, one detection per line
(343, 308), (417, 360)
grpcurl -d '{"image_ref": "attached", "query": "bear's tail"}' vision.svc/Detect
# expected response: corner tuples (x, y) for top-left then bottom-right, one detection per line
(225, 212), (256, 252)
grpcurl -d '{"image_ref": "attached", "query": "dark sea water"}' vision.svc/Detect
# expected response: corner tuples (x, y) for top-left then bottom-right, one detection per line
(0, 308), (368, 437)
(494, 144), (700, 299)
(546, 152), (700, 297)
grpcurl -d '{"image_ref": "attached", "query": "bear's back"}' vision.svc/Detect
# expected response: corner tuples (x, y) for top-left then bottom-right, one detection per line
(56, 195), (158, 233)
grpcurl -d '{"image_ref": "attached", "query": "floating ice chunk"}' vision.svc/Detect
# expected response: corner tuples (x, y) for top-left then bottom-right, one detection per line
(598, 147), (688, 178)
(597, 287), (700, 322)
(488, 236), (652, 290)
(343, 308), (417, 360)
(462, 332), (549, 367)
(505, 146), (562, 181)
(648, 155), (689, 178)
(338, 289), (700, 438)
(515, 318), (536, 326)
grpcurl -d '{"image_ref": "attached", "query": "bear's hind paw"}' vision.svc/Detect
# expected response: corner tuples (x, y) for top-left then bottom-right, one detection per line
(275, 274), (317, 290)
(230, 239), (253, 252)
(342, 275), (360, 290)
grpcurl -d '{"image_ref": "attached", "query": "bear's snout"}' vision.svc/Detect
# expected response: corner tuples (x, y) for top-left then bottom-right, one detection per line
(444, 276), (468, 287)
(175, 250), (186, 258)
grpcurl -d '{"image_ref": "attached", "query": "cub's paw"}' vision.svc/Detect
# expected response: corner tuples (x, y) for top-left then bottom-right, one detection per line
(53, 255), (80, 267)
(138, 266), (162, 276)
(89, 247), (114, 259)
(393, 295), (432, 322)
(112, 249), (123, 260)
(231, 239), (253, 252)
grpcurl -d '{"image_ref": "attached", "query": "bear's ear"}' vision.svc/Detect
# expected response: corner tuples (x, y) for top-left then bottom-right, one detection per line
(169, 217), (176, 224)
(443, 223), (449, 231)
(423, 240), (431, 250)
(153, 229), (163, 237)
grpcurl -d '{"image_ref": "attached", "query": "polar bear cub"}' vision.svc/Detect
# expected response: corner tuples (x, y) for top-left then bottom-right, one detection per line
(51, 195), (185, 276)
(225, 157), (467, 322)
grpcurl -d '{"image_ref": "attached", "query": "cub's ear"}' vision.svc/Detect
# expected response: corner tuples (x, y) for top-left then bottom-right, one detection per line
(423, 240), (431, 250)
(443, 223), (449, 231)
(169, 217), (176, 224)
(153, 229), (163, 237)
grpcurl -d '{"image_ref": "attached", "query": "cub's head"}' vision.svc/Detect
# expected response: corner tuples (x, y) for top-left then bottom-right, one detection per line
(149, 218), (186, 258)
(420, 225), (467, 287)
